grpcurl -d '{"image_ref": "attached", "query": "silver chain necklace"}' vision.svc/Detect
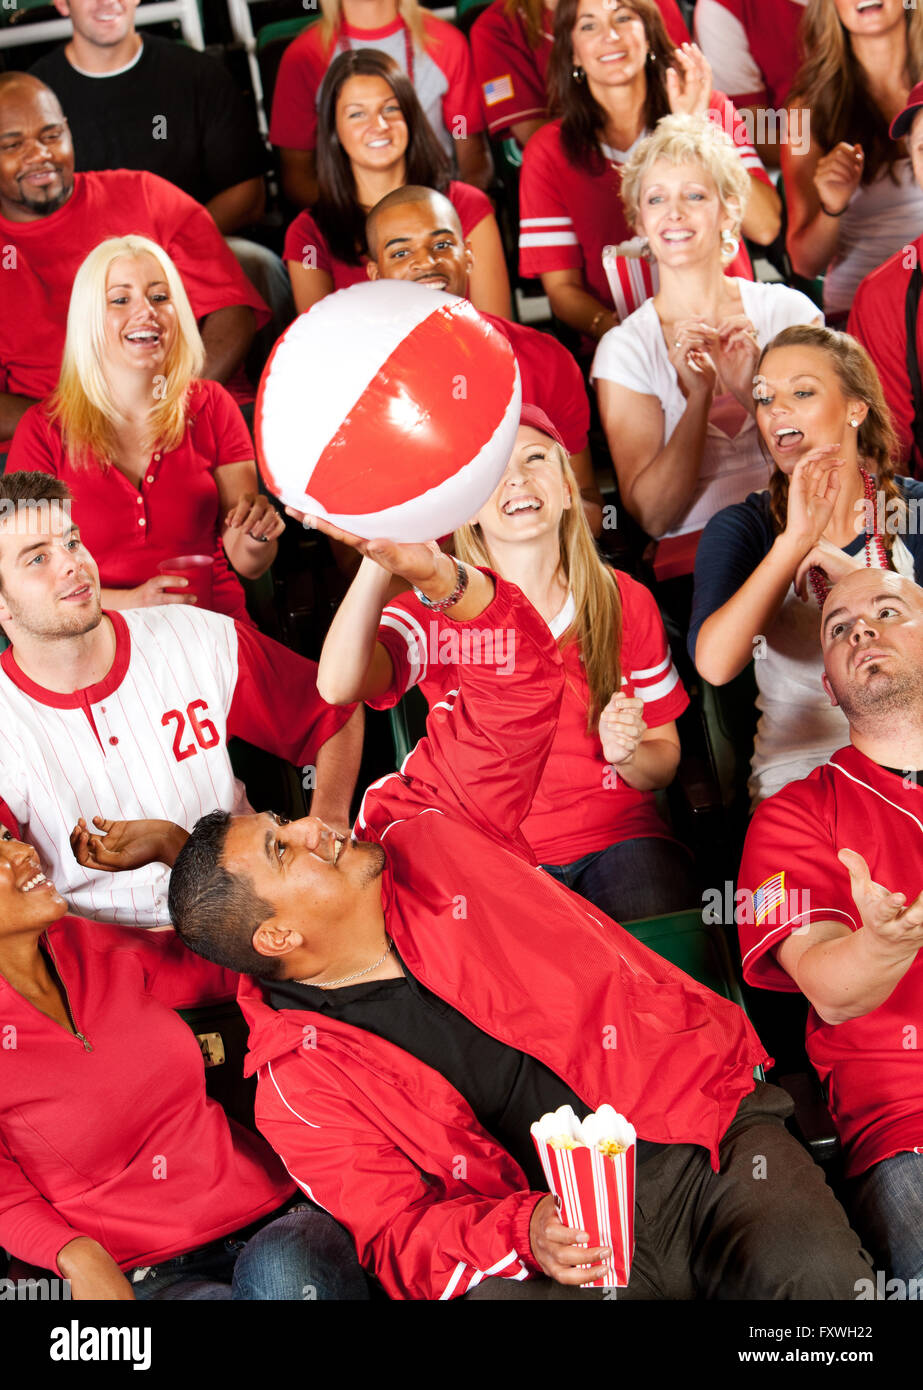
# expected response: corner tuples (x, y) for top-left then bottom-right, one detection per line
(297, 937), (394, 990)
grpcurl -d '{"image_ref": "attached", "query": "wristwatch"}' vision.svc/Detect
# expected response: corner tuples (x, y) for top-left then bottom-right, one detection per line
(413, 558), (469, 612)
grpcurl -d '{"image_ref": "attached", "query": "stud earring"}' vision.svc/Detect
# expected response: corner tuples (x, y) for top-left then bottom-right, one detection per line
(850, 418), (860, 428)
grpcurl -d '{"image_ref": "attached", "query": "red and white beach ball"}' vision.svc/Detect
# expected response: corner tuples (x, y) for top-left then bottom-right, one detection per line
(255, 280), (522, 541)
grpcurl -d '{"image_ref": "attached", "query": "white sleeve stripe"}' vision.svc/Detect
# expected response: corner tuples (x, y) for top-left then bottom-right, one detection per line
(519, 231), (579, 248)
(380, 607), (429, 689)
(439, 1261), (468, 1300)
(520, 216), (574, 228)
(741, 907), (858, 970)
(635, 667), (680, 703)
(630, 654), (671, 681)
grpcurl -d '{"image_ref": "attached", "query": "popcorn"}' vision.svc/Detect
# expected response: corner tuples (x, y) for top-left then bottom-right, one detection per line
(530, 1104), (637, 1288)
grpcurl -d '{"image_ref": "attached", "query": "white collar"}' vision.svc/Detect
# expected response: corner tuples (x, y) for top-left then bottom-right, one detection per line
(67, 38), (144, 79)
(548, 591), (576, 639)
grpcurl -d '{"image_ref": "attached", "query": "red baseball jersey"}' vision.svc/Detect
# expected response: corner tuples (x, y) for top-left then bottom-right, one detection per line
(0, 171), (268, 404)
(847, 235), (923, 472)
(368, 569), (687, 862)
(472, 0), (689, 138)
(269, 13), (484, 155)
(738, 744), (923, 1178)
(0, 607), (351, 928)
(519, 93), (763, 311)
(694, 0), (805, 109)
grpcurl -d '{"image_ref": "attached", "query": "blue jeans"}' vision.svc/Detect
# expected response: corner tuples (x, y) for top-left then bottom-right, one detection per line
(845, 1150), (923, 1285)
(131, 1202), (370, 1301)
(542, 836), (697, 924)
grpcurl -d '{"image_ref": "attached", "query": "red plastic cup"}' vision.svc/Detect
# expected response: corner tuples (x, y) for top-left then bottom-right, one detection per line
(156, 555), (214, 609)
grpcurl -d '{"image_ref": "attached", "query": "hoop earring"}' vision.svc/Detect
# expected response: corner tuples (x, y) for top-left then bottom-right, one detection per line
(720, 228), (740, 261)
(639, 236), (655, 264)
(572, 64), (586, 83)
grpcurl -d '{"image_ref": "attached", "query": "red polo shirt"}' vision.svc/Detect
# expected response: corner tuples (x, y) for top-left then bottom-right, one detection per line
(6, 381), (255, 625)
(471, 0), (690, 138)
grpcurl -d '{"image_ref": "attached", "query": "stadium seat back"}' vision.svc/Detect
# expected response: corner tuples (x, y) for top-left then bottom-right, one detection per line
(176, 999), (257, 1131)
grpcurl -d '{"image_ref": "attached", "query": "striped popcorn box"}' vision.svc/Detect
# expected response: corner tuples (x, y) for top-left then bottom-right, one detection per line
(530, 1104), (636, 1288)
(601, 239), (660, 322)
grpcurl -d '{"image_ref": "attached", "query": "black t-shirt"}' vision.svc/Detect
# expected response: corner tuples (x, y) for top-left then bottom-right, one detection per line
(32, 36), (267, 205)
(266, 954), (659, 1190)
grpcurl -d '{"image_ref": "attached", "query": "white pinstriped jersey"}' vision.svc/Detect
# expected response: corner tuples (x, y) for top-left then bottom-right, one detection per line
(0, 605), (345, 927)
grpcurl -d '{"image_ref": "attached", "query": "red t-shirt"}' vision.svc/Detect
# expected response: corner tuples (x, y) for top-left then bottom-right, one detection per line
(847, 235), (922, 473)
(0, 171), (268, 405)
(693, 0), (804, 109)
(7, 381), (255, 626)
(737, 745), (923, 1179)
(0, 916), (292, 1273)
(471, 0), (689, 138)
(283, 180), (494, 288)
(519, 92), (765, 310)
(269, 13), (484, 153)
(368, 569), (688, 863)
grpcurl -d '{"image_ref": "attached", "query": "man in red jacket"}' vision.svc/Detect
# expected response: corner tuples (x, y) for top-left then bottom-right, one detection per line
(168, 534), (872, 1300)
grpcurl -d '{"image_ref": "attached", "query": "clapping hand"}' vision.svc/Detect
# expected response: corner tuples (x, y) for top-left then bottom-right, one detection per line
(668, 320), (719, 398)
(813, 143), (863, 217)
(712, 315), (761, 408)
(599, 691), (647, 766)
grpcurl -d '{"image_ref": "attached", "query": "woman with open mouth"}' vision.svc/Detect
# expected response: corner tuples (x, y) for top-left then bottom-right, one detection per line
(5, 234), (283, 625)
(284, 49), (511, 318)
(783, 0), (923, 326)
(689, 324), (923, 810)
(0, 822), (368, 1300)
(311, 404), (698, 925)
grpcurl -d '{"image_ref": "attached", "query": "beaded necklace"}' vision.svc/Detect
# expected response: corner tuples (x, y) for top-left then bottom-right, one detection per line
(807, 468), (889, 607)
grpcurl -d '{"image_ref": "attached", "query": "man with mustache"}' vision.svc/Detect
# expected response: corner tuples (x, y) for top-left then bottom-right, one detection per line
(738, 568), (923, 1288)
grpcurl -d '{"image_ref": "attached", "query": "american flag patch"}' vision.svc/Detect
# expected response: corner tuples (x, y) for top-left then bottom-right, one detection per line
(482, 74), (514, 105)
(753, 872), (785, 925)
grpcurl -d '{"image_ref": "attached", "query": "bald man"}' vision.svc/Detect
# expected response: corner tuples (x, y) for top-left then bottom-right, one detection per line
(365, 186), (602, 535)
(738, 568), (923, 1291)
(0, 73), (266, 439)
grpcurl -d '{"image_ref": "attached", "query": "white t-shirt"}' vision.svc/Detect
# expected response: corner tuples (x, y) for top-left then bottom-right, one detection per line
(590, 278), (822, 537)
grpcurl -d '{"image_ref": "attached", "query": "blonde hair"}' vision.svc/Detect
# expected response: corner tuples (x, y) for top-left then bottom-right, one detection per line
(619, 113), (750, 244)
(319, 0), (427, 54)
(48, 235), (204, 468)
(454, 443), (622, 729)
(759, 325), (903, 554)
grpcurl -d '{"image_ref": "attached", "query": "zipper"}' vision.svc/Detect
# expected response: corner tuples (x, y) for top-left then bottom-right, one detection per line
(43, 937), (93, 1051)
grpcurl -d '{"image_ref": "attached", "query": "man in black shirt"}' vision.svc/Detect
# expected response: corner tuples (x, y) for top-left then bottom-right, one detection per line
(33, 0), (292, 347)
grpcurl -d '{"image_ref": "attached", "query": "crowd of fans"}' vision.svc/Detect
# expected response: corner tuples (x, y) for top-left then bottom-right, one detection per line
(0, 0), (921, 1305)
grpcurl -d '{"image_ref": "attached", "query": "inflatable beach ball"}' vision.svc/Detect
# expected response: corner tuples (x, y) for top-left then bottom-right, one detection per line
(255, 280), (522, 541)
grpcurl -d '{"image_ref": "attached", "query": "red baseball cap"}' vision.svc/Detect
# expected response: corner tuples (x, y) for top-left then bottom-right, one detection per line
(519, 402), (567, 453)
(890, 80), (923, 139)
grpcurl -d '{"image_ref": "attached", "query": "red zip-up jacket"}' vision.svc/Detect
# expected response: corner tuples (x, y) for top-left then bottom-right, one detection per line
(239, 575), (768, 1300)
(0, 919), (293, 1274)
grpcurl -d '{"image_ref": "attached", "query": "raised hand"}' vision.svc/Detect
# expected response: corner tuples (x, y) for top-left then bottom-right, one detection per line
(813, 142), (864, 217)
(285, 510), (445, 589)
(838, 848), (923, 957)
(783, 446), (845, 553)
(664, 42), (712, 117)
